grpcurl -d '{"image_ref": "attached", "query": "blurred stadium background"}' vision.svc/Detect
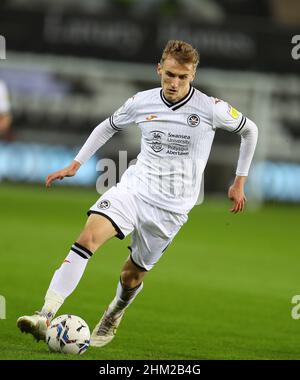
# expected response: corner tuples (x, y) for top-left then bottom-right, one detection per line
(1, 0), (300, 360)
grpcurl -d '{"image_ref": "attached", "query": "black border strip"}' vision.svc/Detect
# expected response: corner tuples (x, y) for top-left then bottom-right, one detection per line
(87, 210), (125, 240)
(0, 359), (293, 374)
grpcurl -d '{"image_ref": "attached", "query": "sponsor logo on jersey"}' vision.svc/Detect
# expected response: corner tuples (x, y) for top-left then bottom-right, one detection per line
(187, 114), (200, 127)
(147, 131), (165, 152)
(146, 115), (158, 121)
(97, 200), (111, 210)
(228, 105), (240, 119)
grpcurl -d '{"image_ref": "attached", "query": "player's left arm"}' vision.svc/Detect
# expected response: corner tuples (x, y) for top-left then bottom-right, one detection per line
(213, 100), (258, 213)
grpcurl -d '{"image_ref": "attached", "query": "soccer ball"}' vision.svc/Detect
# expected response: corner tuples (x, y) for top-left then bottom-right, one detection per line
(46, 314), (90, 355)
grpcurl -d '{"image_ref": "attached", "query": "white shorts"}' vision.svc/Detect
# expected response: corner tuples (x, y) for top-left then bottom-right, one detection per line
(87, 184), (188, 271)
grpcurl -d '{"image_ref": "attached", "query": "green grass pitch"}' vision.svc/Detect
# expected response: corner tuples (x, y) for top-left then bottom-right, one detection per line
(0, 182), (299, 360)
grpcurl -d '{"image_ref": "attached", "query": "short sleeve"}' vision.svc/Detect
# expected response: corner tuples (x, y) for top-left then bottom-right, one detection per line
(109, 94), (137, 131)
(0, 81), (10, 113)
(213, 98), (246, 134)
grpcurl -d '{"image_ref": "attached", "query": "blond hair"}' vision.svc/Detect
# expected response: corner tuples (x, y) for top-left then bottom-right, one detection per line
(160, 40), (200, 68)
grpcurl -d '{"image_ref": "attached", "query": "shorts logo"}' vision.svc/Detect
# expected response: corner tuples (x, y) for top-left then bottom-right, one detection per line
(187, 114), (200, 127)
(148, 130), (165, 152)
(97, 200), (111, 210)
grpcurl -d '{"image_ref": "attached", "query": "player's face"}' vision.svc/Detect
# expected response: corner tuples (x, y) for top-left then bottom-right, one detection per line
(157, 56), (196, 103)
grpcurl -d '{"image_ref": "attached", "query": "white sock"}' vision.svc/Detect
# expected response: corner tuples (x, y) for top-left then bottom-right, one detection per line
(41, 289), (64, 320)
(40, 242), (93, 320)
(107, 279), (143, 318)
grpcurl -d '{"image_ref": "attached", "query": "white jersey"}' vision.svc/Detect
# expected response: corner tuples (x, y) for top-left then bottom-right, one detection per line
(75, 86), (258, 214)
(0, 80), (10, 114)
(109, 87), (254, 214)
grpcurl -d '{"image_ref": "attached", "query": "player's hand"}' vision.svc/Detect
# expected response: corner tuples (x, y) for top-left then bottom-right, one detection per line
(46, 161), (81, 188)
(228, 182), (247, 214)
(228, 176), (247, 213)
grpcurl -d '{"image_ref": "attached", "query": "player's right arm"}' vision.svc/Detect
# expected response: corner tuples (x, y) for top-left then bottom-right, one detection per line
(45, 95), (137, 187)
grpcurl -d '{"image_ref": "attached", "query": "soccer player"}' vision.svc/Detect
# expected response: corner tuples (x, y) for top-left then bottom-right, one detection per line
(17, 40), (258, 347)
(0, 80), (12, 140)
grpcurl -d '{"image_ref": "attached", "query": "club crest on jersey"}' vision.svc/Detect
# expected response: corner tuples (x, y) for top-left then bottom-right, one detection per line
(148, 131), (165, 152)
(187, 114), (200, 127)
(97, 200), (111, 210)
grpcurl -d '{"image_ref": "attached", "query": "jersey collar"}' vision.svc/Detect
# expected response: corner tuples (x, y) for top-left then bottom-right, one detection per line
(160, 86), (195, 111)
